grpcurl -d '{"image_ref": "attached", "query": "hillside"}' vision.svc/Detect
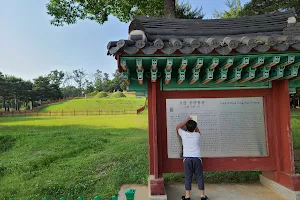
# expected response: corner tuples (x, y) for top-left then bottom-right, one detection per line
(40, 98), (146, 112)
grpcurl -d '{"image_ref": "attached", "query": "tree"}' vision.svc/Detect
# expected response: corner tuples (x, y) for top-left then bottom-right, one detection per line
(175, 1), (204, 19)
(46, 0), (204, 26)
(48, 70), (65, 85)
(242, 0), (300, 18)
(33, 76), (52, 101)
(72, 69), (86, 94)
(61, 86), (82, 98)
(94, 70), (103, 91)
(213, 0), (243, 19)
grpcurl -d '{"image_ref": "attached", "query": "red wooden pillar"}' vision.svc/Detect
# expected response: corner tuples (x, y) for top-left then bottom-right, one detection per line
(148, 80), (165, 195)
(262, 80), (300, 190)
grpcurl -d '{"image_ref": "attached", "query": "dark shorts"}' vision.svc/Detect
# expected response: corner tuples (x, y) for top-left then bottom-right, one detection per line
(183, 157), (204, 190)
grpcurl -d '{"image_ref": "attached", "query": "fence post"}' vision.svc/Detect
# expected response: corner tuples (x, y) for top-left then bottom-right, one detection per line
(25, 110), (27, 116)
(37, 111), (39, 116)
(74, 110), (75, 116)
(49, 111), (51, 116)
(86, 110), (88, 116)
(62, 110), (63, 116)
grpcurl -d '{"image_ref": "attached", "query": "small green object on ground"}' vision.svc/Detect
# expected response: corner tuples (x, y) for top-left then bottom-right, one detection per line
(125, 189), (136, 200)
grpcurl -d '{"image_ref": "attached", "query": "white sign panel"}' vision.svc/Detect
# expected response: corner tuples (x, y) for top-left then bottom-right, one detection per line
(166, 97), (267, 158)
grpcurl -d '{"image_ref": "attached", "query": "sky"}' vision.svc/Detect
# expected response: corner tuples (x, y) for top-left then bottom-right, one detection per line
(0, 0), (250, 81)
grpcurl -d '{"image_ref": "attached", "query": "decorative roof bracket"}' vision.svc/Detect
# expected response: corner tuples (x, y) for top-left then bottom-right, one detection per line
(189, 58), (203, 85)
(248, 57), (265, 69)
(120, 59), (127, 70)
(208, 58), (219, 69)
(165, 59), (173, 84)
(180, 58), (188, 70)
(227, 68), (242, 83)
(190, 68), (200, 85)
(267, 56), (295, 81)
(201, 68), (214, 84)
(177, 68), (186, 84)
(240, 67), (257, 83)
(215, 68), (228, 84)
(136, 68), (144, 85)
(236, 57), (250, 69)
(151, 59), (158, 82)
(264, 56), (281, 68)
(283, 63), (299, 79)
(253, 66), (271, 82)
(122, 69), (130, 85)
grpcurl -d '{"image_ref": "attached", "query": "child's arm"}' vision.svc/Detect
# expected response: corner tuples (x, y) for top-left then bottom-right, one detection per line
(195, 127), (201, 134)
(176, 117), (192, 135)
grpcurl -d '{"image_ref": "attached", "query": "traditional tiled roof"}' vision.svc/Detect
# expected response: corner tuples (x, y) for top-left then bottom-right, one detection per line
(107, 10), (300, 56)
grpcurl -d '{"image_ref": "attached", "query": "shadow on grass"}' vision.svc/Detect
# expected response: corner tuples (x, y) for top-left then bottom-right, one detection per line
(0, 117), (57, 123)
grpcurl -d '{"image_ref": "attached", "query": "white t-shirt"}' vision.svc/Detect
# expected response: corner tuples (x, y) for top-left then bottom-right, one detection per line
(178, 128), (201, 158)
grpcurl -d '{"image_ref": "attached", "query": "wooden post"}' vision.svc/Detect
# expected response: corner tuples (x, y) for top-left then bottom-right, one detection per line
(74, 110), (75, 116)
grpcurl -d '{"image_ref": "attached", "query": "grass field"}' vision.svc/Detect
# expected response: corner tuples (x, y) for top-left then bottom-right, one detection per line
(292, 109), (300, 149)
(0, 110), (299, 199)
(0, 116), (148, 199)
(40, 98), (146, 112)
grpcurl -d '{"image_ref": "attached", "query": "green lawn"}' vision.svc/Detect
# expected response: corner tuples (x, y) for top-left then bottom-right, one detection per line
(1, 110), (300, 199)
(0, 116), (148, 199)
(292, 109), (300, 149)
(40, 98), (146, 112)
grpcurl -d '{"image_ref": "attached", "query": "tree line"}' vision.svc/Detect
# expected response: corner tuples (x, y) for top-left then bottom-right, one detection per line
(0, 69), (125, 111)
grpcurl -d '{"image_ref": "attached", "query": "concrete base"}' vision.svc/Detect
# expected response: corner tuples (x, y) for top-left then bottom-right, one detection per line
(260, 175), (300, 200)
(119, 182), (287, 200)
(148, 176), (167, 200)
(166, 183), (285, 200)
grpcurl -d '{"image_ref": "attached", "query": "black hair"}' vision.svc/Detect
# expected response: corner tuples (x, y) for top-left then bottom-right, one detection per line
(186, 120), (197, 132)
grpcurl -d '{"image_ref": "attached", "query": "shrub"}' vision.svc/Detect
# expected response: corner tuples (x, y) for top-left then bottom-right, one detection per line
(110, 92), (126, 98)
(95, 92), (109, 98)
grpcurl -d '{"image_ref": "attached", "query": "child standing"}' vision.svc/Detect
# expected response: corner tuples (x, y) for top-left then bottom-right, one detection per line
(176, 117), (208, 200)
